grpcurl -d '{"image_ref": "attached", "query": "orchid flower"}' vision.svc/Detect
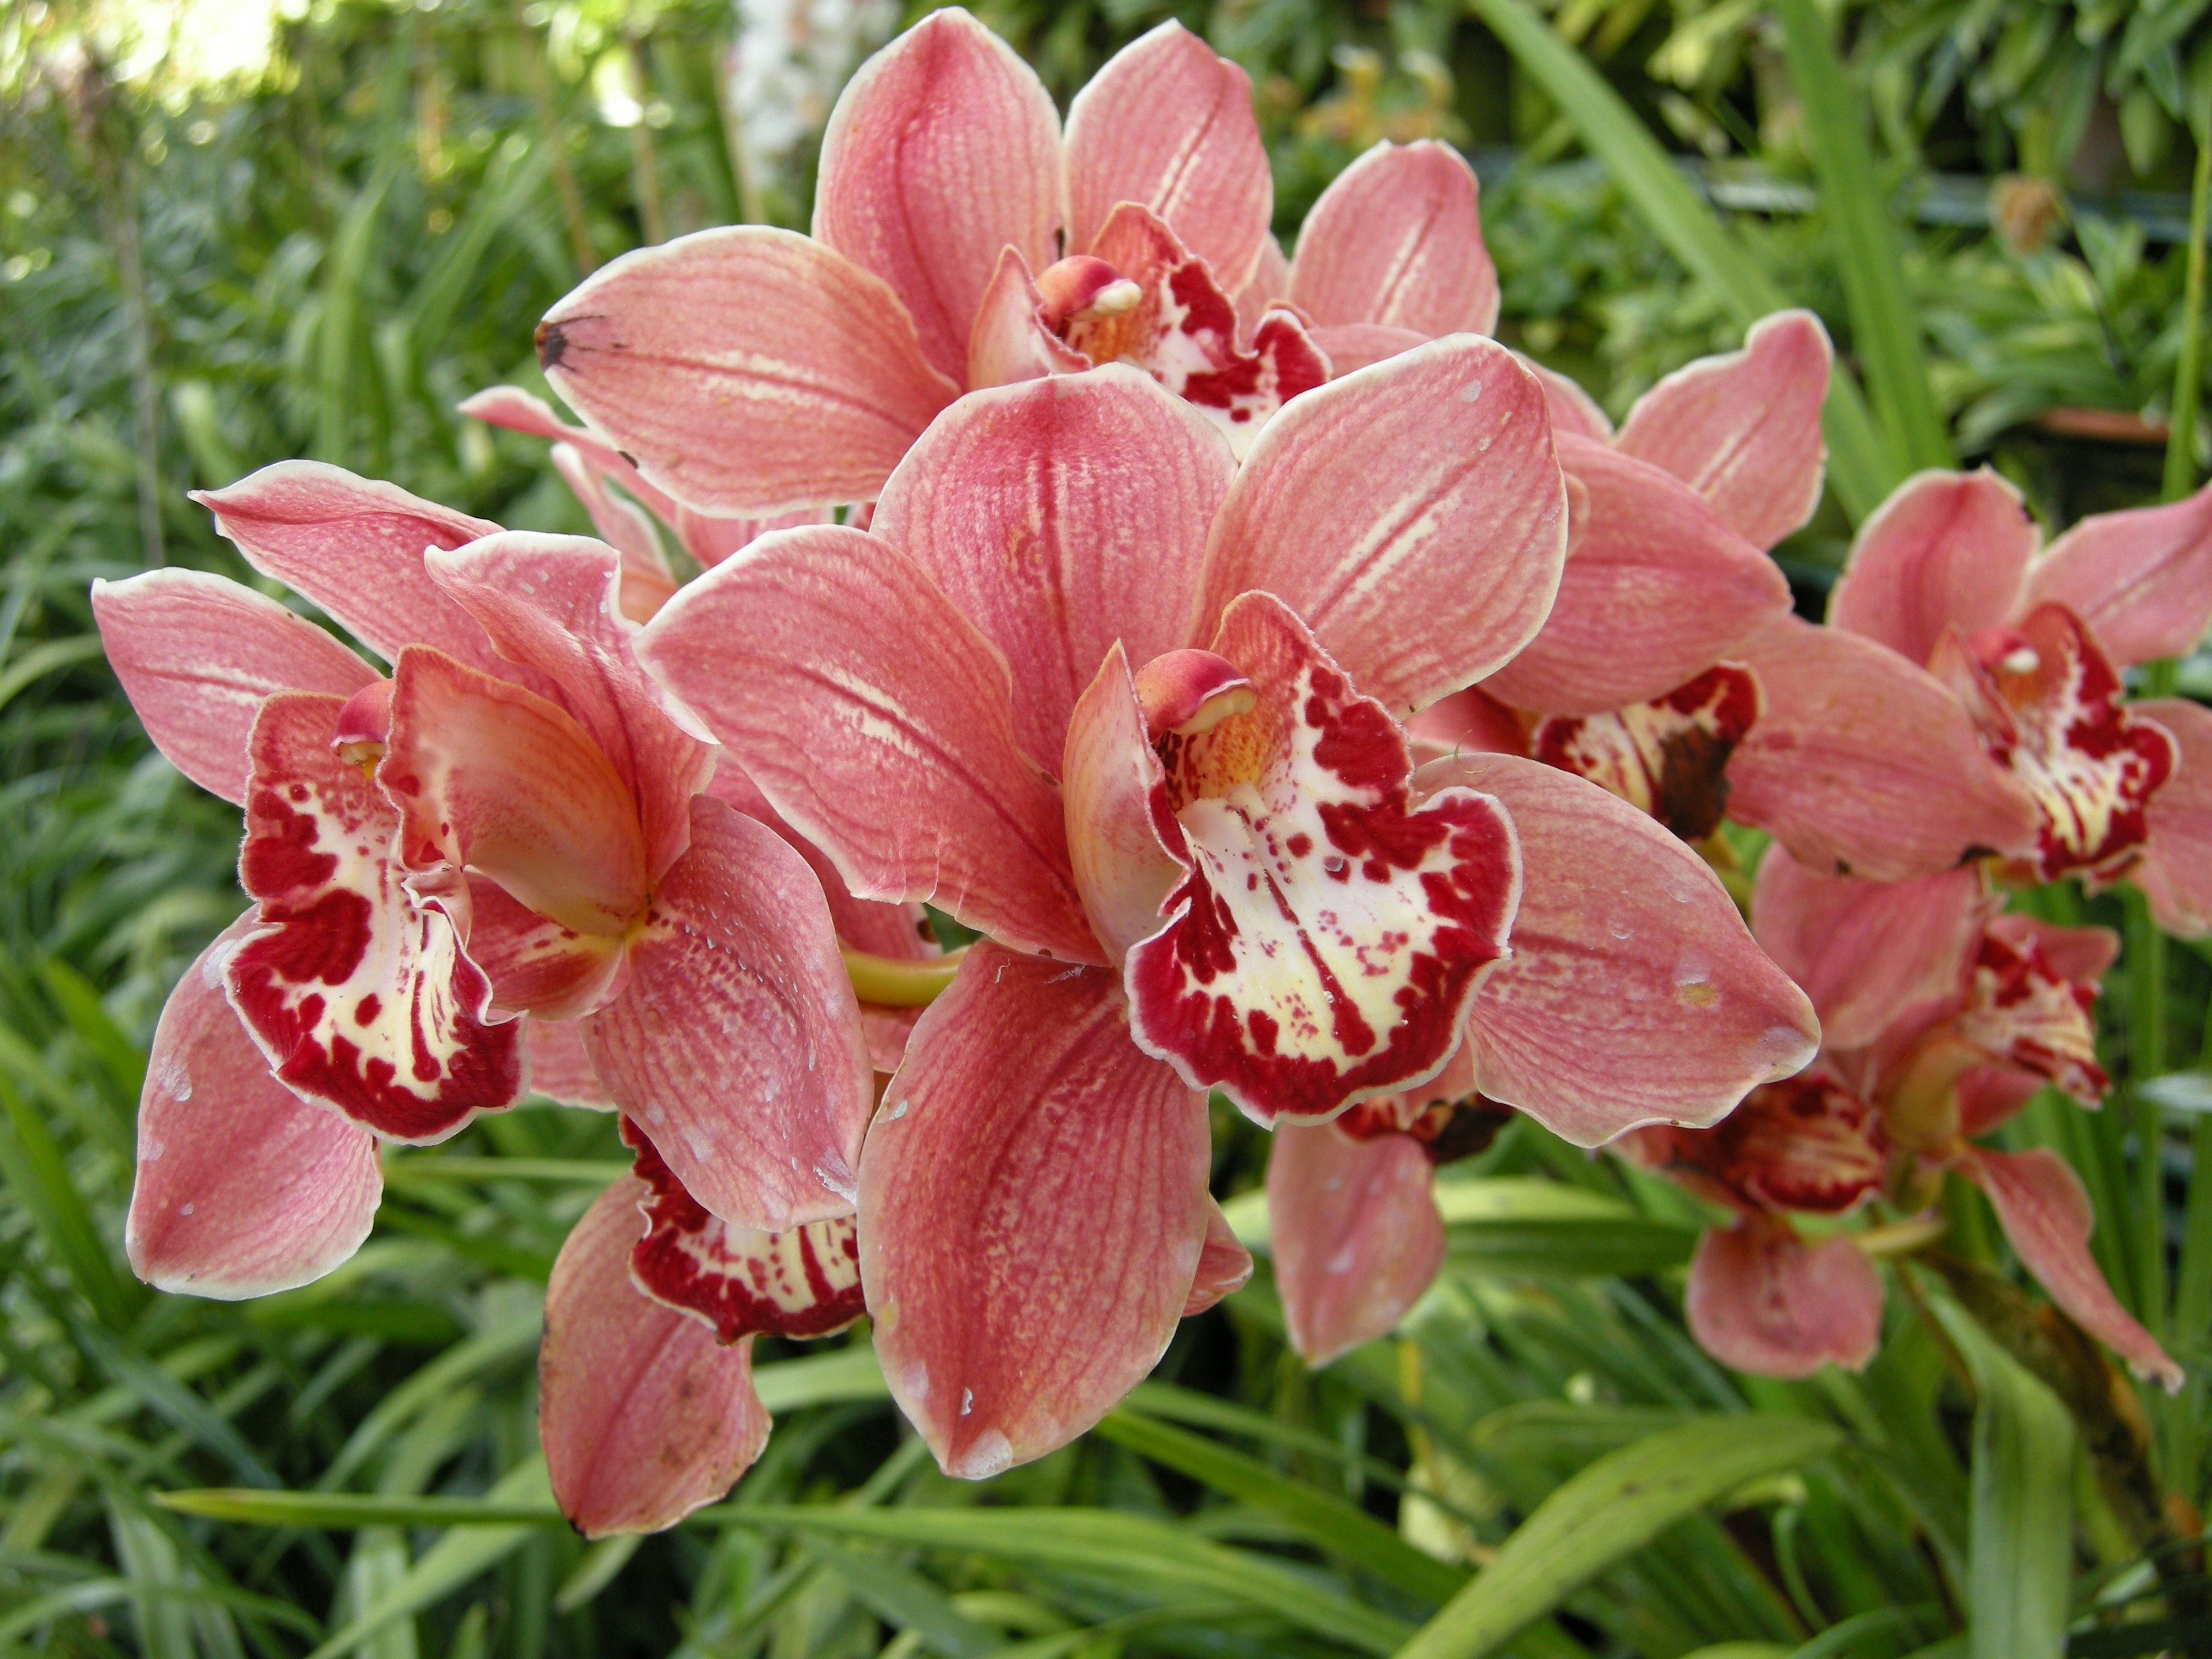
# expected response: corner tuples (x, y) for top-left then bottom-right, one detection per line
(96, 462), (876, 1298)
(634, 347), (1819, 1475)
(529, 10), (1321, 520)
(1727, 467), (2212, 907)
(1410, 313), (1832, 842)
(1626, 844), (2181, 1388)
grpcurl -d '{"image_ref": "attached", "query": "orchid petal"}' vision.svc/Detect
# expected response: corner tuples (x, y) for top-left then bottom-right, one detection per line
(1306, 324), (1427, 376)
(1524, 356), (1613, 440)
(527, 1018), (611, 1108)
(872, 364), (1233, 768)
(1199, 336), (1567, 713)
(1529, 662), (1762, 842)
(191, 461), (506, 672)
(1127, 594), (1519, 1124)
(1267, 1123), (1443, 1366)
(228, 692), (522, 1141)
(2022, 480), (2212, 667)
(537, 228), (958, 517)
(1613, 310), (1831, 549)
(967, 247), (1090, 389)
(584, 796), (872, 1233)
(1635, 1075), (1887, 1215)
(464, 875), (628, 1021)
(813, 10), (1062, 384)
(541, 1176), (770, 1537)
(423, 534), (714, 882)
(1184, 1199), (1254, 1317)
(1685, 1219), (1882, 1378)
(1724, 616), (2041, 880)
(93, 569), (377, 805)
(1749, 848), (1990, 1052)
(1483, 437), (1790, 716)
(383, 647), (649, 938)
(862, 945), (1211, 1478)
(638, 525), (1100, 963)
(457, 385), (683, 523)
(1234, 234), (1293, 338)
(1289, 140), (1498, 338)
(2135, 696), (2212, 937)
(1827, 469), (2035, 666)
(672, 504), (825, 571)
(547, 444), (675, 605)
(127, 917), (382, 1298)
(1431, 752), (1819, 1145)
(1064, 21), (1271, 294)
(1063, 644), (1187, 963)
(1960, 1146), (2182, 1392)
(1406, 687), (1529, 763)
(1986, 913), (2120, 985)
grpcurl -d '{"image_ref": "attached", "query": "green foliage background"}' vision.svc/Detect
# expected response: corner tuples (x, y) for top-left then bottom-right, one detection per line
(4, 2), (2212, 1658)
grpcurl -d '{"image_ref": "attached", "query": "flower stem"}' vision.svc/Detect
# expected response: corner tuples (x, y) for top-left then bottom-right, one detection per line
(842, 947), (967, 1007)
(2164, 107), (2211, 505)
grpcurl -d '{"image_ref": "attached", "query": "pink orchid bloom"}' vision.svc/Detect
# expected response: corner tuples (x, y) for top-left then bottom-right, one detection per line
(1627, 844), (2181, 1389)
(1727, 467), (2212, 903)
(530, 10), (1322, 518)
(634, 347), (1818, 1474)
(1408, 313), (1832, 837)
(96, 462), (875, 1298)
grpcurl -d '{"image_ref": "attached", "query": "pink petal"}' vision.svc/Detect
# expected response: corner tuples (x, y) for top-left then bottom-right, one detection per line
(1063, 644), (1186, 962)
(1183, 1199), (1253, 1317)
(464, 876), (628, 1020)
(861, 946), (1211, 1477)
(1749, 847), (1991, 1052)
(547, 444), (675, 599)
(1433, 752), (1820, 1145)
(623, 1119), (865, 1341)
(1525, 357), (1613, 440)
(422, 533), (714, 884)
(813, 11), (1061, 385)
(638, 525), (1100, 964)
(1307, 323), (1428, 376)
(1955, 926), (2109, 1106)
(1613, 310), (1832, 550)
(672, 504), (827, 571)
(191, 462), (507, 672)
(1988, 913), (2120, 984)
(382, 647), (649, 938)
(457, 385), (683, 524)
(93, 569), (376, 805)
(1827, 469), (2035, 667)
(537, 228), (958, 517)
(1234, 233), (1293, 336)
(1289, 140), (1498, 338)
(1126, 594), (1519, 1124)
(1957, 1063), (2044, 1138)
(2022, 479), (2212, 668)
(585, 796), (872, 1233)
(1198, 336), (1568, 714)
(2135, 696), (2212, 937)
(872, 364), (1233, 769)
(1267, 1123), (1442, 1366)
(540, 1176), (770, 1537)
(1960, 1146), (2182, 1392)
(127, 918), (382, 1298)
(227, 692), (523, 1142)
(1482, 437), (1790, 717)
(1724, 617), (2041, 880)
(1684, 1219), (1883, 1379)
(1406, 687), (1529, 762)
(967, 247), (1090, 389)
(527, 1018), (611, 1107)
(1064, 21), (1272, 294)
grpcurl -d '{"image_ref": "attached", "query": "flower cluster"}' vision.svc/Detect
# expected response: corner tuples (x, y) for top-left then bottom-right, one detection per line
(95, 8), (2212, 1537)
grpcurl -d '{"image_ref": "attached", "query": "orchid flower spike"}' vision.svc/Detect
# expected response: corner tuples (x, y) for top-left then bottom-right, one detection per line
(96, 462), (880, 1300)
(634, 349), (1818, 1477)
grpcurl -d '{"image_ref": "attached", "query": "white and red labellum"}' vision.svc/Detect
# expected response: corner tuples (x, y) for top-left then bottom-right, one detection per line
(1953, 927), (2108, 1105)
(228, 692), (523, 1142)
(1937, 603), (2177, 881)
(1627, 1074), (1888, 1219)
(1124, 594), (1520, 1124)
(1531, 662), (1761, 842)
(622, 1118), (865, 1343)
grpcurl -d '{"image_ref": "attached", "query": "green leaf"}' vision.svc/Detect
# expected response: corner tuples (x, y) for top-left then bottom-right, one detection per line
(154, 1492), (560, 1529)
(1393, 1415), (1844, 1659)
(550, 1535), (639, 1615)
(0, 1069), (138, 1328)
(1461, 0), (1893, 521)
(1437, 1179), (1698, 1278)
(798, 1537), (1001, 1657)
(749, 1346), (894, 1414)
(1934, 1306), (2073, 1659)
(1092, 1407), (1470, 1605)
(1771, 0), (1953, 475)
(699, 1506), (1412, 1655)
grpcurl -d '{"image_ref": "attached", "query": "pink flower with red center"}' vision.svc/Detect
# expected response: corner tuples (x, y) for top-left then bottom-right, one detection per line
(97, 463), (878, 1298)
(528, 10), (1324, 516)
(633, 347), (1819, 1475)
(1726, 467), (2212, 907)
(1623, 844), (2181, 1389)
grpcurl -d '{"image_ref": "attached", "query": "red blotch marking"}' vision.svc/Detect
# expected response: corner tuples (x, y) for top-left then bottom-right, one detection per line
(1635, 1075), (1887, 1217)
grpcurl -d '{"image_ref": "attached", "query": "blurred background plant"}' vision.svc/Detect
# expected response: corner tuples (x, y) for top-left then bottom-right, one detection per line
(7, 1), (2212, 1657)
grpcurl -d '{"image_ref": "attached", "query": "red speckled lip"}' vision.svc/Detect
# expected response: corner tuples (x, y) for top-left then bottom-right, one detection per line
(1532, 661), (1762, 842)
